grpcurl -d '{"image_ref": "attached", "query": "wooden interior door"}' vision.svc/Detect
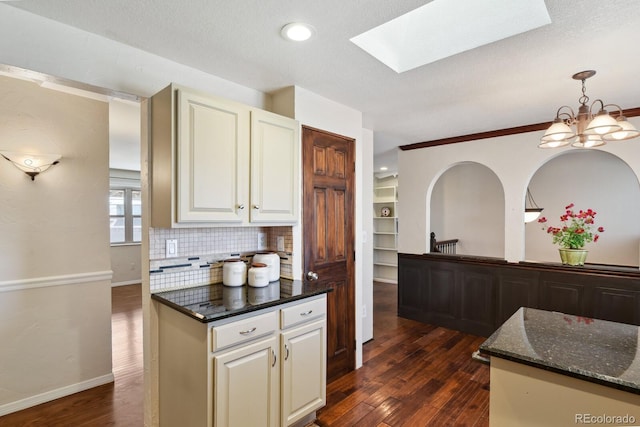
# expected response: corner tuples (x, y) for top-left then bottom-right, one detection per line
(302, 126), (355, 381)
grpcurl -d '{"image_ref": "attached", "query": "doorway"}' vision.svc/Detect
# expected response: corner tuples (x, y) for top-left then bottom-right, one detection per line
(302, 126), (356, 381)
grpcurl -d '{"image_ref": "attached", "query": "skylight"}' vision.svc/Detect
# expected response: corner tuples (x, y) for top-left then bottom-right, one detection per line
(350, 0), (551, 73)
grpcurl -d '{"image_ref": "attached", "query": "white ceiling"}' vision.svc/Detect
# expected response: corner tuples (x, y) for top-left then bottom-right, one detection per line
(7, 0), (640, 173)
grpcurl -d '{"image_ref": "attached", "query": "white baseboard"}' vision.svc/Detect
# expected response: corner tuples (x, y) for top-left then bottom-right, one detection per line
(111, 279), (141, 287)
(0, 373), (114, 417)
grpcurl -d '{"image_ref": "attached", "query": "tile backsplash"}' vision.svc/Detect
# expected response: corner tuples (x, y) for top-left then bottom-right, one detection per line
(149, 226), (293, 292)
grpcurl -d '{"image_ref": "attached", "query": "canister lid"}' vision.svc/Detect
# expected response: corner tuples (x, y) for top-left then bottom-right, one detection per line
(251, 262), (268, 268)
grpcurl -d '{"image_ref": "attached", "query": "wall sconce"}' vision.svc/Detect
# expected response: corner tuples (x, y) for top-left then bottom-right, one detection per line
(0, 150), (61, 181)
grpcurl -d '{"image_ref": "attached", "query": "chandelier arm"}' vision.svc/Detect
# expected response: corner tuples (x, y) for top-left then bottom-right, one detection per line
(555, 106), (575, 122)
(589, 99), (606, 116)
(602, 103), (624, 118)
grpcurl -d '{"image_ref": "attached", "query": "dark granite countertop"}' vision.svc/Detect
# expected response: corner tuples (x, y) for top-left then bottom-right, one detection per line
(151, 279), (332, 323)
(480, 307), (640, 394)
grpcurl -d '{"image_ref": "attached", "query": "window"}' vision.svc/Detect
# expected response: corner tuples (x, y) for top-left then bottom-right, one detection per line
(110, 188), (141, 244)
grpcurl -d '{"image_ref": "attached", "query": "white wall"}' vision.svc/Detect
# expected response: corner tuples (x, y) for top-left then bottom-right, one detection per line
(285, 86), (371, 368)
(110, 245), (142, 286)
(431, 162), (505, 257)
(398, 117), (640, 264)
(362, 128), (374, 343)
(0, 76), (113, 415)
(525, 149), (640, 265)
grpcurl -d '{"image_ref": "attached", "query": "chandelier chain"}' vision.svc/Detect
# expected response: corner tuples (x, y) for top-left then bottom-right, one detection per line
(578, 79), (589, 106)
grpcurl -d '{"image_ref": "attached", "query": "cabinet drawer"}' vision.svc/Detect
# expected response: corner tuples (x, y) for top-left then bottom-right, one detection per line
(281, 297), (327, 330)
(212, 311), (278, 352)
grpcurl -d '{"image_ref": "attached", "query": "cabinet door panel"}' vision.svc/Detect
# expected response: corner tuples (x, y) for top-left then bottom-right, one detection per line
(459, 270), (495, 334)
(281, 320), (326, 426)
(539, 280), (585, 316)
(250, 110), (299, 223)
(177, 89), (249, 223)
(214, 336), (279, 427)
(593, 287), (640, 325)
(398, 258), (426, 321)
(497, 275), (538, 325)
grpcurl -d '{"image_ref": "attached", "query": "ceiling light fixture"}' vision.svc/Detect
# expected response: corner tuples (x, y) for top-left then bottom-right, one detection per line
(280, 23), (315, 42)
(0, 151), (61, 180)
(524, 188), (543, 223)
(539, 70), (640, 149)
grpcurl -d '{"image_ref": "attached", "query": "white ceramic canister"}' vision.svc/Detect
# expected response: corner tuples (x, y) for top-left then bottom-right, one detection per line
(222, 258), (247, 287)
(252, 252), (280, 282)
(248, 263), (270, 287)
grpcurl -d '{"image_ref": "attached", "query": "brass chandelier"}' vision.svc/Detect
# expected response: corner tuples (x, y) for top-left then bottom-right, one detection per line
(539, 70), (640, 149)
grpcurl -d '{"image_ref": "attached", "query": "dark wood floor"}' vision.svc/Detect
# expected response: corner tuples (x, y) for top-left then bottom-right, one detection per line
(316, 283), (490, 426)
(0, 282), (489, 426)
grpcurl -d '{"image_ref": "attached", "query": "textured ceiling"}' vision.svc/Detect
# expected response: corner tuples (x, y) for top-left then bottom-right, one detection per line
(8, 0), (640, 172)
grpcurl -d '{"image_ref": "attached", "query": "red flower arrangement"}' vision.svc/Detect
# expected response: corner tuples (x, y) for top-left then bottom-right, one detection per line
(538, 203), (604, 249)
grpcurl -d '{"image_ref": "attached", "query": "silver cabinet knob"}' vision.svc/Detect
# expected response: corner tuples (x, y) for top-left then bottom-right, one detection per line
(306, 271), (318, 281)
(238, 204), (245, 210)
(253, 205), (260, 210)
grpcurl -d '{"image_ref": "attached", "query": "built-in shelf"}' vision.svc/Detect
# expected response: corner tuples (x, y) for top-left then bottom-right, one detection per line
(373, 181), (398, 284)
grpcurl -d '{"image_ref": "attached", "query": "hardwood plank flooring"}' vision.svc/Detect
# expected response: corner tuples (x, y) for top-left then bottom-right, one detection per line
(316, 282), (490, 427)
(0, 284), (143, 427)
(0, 282), (490, 426)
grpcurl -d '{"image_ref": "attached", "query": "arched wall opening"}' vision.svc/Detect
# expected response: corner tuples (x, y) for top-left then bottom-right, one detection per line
(525, 150), (640, 266)
(430, 162), (505, 258)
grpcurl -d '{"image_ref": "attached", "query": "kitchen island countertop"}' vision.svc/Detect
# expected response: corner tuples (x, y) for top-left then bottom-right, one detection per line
(480, 307), (640, 395)
(151, 278), (332, 323)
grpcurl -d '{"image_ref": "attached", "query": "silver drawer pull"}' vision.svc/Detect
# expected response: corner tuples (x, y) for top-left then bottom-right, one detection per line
(300, 310), (313, 316)
(272, 349), (277, 367)
(239, 327), (257, 335)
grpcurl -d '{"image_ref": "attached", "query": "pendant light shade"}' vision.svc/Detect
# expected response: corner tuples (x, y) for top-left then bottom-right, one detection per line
(584, 110), (621, 136)
(524, 188), (543, 223)
(603, 117), (640, 141)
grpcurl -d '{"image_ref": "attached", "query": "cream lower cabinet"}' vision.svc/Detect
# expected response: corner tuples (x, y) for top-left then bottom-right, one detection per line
(281, 319), (326, 426)
(157, 295), (326, 427)
(150, 83), (299, 227)
(213, 335), (280, 427)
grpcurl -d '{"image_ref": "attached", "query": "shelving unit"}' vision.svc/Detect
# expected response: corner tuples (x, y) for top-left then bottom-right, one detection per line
(373, 183), (398, 283)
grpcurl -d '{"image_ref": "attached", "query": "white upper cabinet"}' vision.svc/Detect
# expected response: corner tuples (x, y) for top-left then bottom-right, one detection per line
(250, 109), (300, 223)
(177, 88), (250, 223)
(150, 84), (299, 227)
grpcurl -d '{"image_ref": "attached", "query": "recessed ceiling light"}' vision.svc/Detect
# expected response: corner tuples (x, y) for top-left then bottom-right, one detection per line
(281, 23), (316, 42)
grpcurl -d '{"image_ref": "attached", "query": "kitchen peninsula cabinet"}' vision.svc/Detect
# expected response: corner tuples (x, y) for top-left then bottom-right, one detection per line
(150, 83), (299, 227)
(214, 335), (280, 427)
(155, 283), (327, 427)
(280, 298), (326, 426)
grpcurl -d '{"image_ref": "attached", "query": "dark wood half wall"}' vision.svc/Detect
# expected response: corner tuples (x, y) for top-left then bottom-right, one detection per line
(398, 253), (640, 337)
(400, 107), (640, 150)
